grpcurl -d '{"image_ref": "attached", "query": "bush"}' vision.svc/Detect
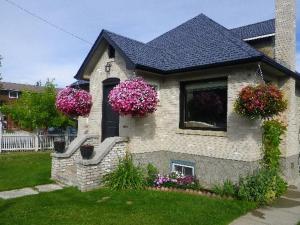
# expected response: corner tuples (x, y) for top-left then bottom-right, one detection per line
(103, 154), (146, 190)
(146, 163), (159, 186)
(212, 180), (237, 197)
(237, 169), (287, 205)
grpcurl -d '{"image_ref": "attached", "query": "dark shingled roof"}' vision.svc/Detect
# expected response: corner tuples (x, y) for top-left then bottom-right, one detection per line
(230, 19), (275, 40)
(75, 14), (298, 80)
(1, 82), (46, 92)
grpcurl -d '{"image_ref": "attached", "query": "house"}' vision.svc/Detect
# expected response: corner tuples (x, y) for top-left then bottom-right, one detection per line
(52, 0), (299, 191)
(0, 82), (45, 131)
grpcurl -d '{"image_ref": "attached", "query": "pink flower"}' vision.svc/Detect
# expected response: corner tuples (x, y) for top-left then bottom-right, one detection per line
(56, 87), (92, 117)
(108, 77), (159, 117)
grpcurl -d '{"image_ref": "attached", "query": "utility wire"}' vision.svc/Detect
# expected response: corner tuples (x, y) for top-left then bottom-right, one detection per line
(2, 0), (93, 45)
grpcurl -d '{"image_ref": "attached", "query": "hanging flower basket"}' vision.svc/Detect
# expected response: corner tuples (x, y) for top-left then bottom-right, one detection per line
(234, 84), (287, 120)
(56, 87), (92, 117)
(108, 77), (159, 117)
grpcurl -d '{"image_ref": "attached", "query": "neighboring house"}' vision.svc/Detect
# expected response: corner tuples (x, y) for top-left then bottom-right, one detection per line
(0, 82), (45, 131)
(52, 0), (299, 191)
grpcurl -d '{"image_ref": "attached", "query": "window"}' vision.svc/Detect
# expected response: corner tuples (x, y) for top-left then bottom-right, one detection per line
(180, 78), (227, 131)
(171, 163), (194, 176)
(108, 44), (115, 58)
(9, 91), (19, 99)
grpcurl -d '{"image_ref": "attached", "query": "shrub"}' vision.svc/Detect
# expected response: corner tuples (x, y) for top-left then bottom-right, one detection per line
(237, 169), (287, 205)
(212, 180), (237, 197)
(56, 87), (92, 117)
(108, 77), (159, 117)
(234, 84), (287, 120)
(146, 163), (159, 186)
(103, 154), (146, 190)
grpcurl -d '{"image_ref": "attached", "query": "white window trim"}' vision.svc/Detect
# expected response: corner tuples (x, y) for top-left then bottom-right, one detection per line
(8, 91), (19, 99)
(171, 163), (195, 176)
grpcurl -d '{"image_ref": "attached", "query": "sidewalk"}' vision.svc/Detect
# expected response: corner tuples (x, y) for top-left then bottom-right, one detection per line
(0, 184), (63, 200)
(231, 183), (300, 225)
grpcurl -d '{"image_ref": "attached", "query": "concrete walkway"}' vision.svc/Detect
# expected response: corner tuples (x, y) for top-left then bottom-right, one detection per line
(231, 183), (300, 225)
(0, 184), (63, 200)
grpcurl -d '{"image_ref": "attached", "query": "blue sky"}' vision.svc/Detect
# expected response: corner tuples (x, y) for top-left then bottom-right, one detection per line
(0, 0), (299, 87)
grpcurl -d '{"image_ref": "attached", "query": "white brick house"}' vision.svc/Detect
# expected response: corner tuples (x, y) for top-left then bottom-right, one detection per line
(52, 0), (299, 191)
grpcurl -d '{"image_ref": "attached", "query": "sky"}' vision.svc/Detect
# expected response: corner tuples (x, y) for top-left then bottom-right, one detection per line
(0, 0), (299, 88)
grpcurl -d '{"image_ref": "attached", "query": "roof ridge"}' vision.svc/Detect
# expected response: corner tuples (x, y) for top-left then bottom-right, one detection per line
(103, 29), (177, 62)
(147, 13), (206, 44)
(103, 29), (146, 45)
(1, 81), (44, 87)
(200, 15), (262, 58)
(230, 18), (275, 30)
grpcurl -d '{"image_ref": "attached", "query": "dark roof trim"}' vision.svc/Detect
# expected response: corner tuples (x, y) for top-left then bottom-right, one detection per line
(135, 56), (300, 80)
(74, 30), (135, 80)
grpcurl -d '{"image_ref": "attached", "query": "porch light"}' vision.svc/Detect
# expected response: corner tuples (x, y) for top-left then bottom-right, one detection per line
(105, 62), (112, 72)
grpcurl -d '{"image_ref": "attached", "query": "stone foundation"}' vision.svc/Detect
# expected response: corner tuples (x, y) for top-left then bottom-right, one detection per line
(133, 151), (260, 188)
(281, 154), (300, 184)
(51, 136), (128, 191)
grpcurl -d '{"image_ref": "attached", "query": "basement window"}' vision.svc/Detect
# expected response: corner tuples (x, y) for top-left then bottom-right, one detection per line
(108, 45), (115, 59)
(180, 78), (227, 131)
(8, 91), (19, 99)
(171, 162), (194, 176)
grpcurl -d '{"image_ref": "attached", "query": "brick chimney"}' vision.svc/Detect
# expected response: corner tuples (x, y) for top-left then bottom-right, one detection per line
(275, 0), (296, 71)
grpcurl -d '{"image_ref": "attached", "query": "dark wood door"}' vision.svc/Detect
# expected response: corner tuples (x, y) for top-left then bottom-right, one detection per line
(101, 78), (120, 141)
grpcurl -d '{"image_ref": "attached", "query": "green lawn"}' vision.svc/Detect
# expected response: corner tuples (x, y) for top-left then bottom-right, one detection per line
(0, 188), (256, 225)
(0, 151), (52, 191)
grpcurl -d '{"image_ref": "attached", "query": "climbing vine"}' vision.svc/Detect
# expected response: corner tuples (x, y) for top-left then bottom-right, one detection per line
(233, 83), (288, 204)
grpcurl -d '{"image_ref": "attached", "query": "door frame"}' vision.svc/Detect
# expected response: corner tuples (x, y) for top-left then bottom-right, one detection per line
(101, 77), (120, 141)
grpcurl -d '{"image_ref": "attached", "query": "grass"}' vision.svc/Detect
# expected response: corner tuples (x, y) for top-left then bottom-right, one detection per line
(0, 151), (52, 191)
(0, 188), (256, 225)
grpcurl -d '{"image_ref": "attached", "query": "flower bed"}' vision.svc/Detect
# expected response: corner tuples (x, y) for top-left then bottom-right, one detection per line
(154, 172), (202, 190)
(56, 87), (92, 117)
(234, 84), (287, 119)
(108, 77), (159, 117)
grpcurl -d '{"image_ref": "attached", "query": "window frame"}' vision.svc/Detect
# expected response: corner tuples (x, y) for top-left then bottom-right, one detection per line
(8, 90), (19, 99)
(108, 44), (115, 59)
(179, 77), (228, 131)
(171, 162), (195, 176)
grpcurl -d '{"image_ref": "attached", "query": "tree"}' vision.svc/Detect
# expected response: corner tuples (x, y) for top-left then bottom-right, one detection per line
(0, 81), (73, 132)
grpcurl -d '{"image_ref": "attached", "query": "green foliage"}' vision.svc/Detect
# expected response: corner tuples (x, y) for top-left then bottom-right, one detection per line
(212, 180), (237, 197)
(237, 169), (287, 205)
(262, 120), (286, 171)
(146, 163), (158, 186)
(103, 153), (146, 190)
(0, 81), (73, 131)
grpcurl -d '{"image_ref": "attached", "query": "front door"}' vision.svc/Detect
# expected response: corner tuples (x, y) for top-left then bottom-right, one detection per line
(101, 78), (120, 141)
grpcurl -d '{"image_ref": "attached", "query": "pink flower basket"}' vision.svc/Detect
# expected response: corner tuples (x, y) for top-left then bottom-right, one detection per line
(108, 78), (159, 117)
(56, 87), (92, 117)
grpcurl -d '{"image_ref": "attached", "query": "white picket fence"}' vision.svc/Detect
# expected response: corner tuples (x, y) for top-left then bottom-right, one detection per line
(0, 134), (77, 152)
